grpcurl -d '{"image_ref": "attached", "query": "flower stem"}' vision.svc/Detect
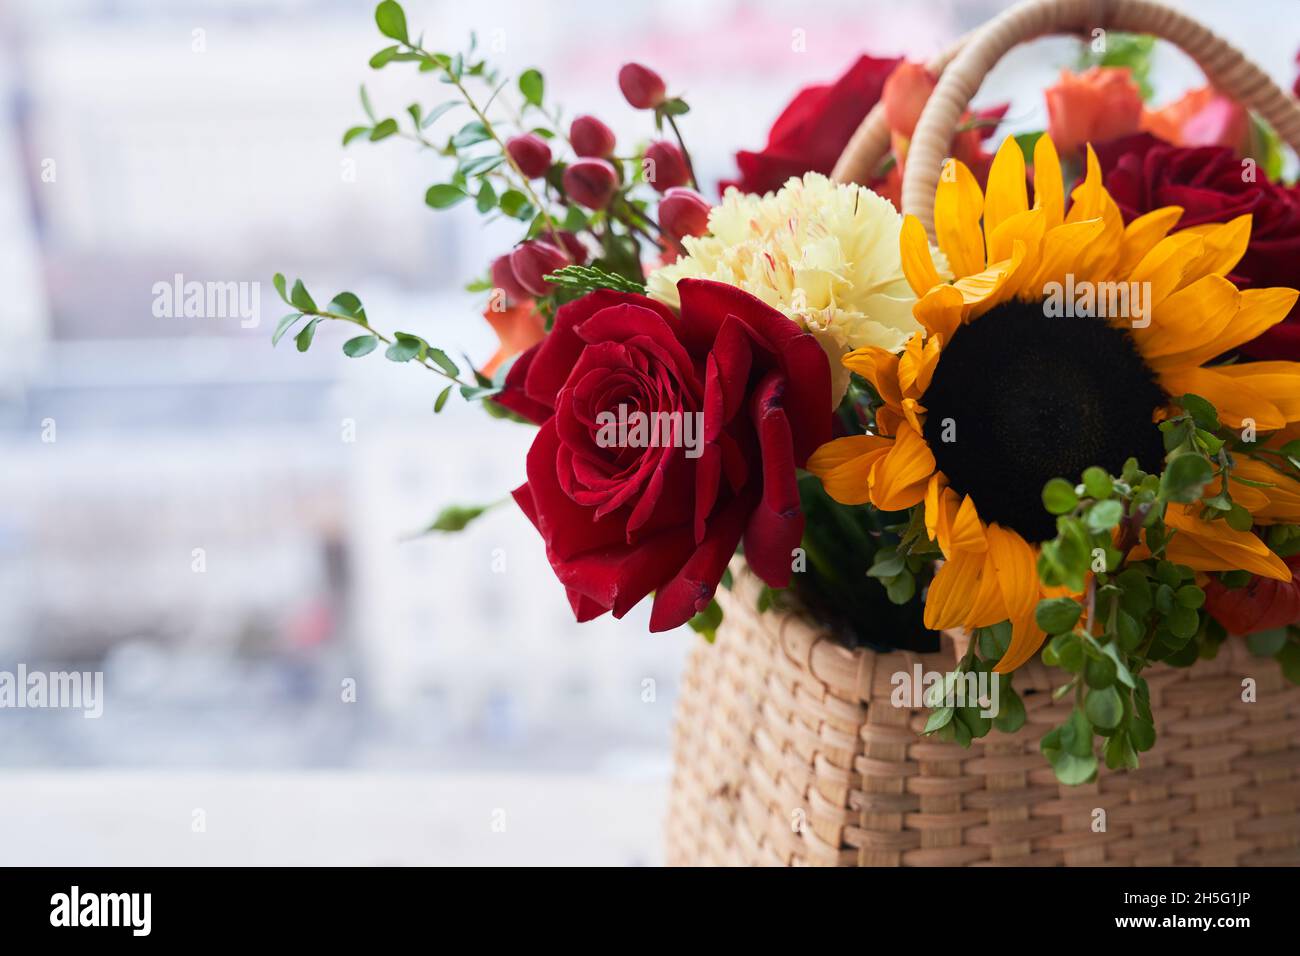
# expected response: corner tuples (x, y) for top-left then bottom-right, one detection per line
(665, 113), (699, 191)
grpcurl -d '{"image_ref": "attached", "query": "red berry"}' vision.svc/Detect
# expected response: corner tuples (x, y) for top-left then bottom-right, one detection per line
(658, 187), (711, 245)
(570, 115), (616, 158)
(552, 230), (590, 266)
(505, 133), (552, 179)
(618, 63), (666, 110)
(491, 254), (531, 302)
(508, 240), (571, 298)
(643, 140), (689, 192)
(563, 158), (618, 210)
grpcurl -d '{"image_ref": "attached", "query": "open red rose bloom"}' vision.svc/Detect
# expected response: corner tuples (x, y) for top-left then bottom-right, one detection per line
(498, 280), (831, 630)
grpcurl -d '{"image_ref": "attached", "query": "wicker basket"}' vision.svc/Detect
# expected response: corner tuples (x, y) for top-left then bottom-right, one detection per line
(666, 562), (1300, 866)
(665, 0), (1300, 866)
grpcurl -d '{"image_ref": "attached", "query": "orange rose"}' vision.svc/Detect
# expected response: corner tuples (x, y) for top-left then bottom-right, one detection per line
(482, 300), (545, 377)
(882, 61), (936, 140)
(1044, 66), (1143, 155)
(1141, 86), (1248, 152)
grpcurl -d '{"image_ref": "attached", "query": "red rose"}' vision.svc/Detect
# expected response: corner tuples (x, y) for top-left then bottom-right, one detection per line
(723, 55), (899, 196)
(497, 280), (831, 630)
(1204, 554), (1300, 635)
(1097, 133), (1300, 360)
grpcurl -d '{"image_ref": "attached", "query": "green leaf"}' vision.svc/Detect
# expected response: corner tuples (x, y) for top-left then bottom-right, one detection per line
(294, 317), (321, 352)
(421, 502), (492, 533)
(271, 312), (303, 347)
(272, 273), (292, 305)
(451, 121), (491, 148)
(370, 45), (400, 69)
(1103, 732), (1139, 770)
(343, 125), (372, 146)
(498, 189), (531, 218)
(1050, 751), (1098, 786)
(686, 598), (723, 643)
(326, 292), (364, 318)
(342, 334), (378, 357)
(476, 179), (497, 213)
(1102, 642), (1137, 688)
(1036, 597), (1083, 634)
(374, 0), (409, 43)
(1247, 628), (1288, 657)
(992, 683), (1026, 733)
(867, 550), (906, 579)
(426, 348), (460, 377)
(425, 184), (469, 209)
(1086, 499), (1124, 532)
(369, 118), (399, 141)
(1043, 478), (1078, 515)
(1177, 393), (1219, 431)
(421, 101), (460, 129)
(924, 706), (955, 734)
(460, 154), (504, 177)
(434, 384), (453, 413)
(360, 85), (376, 122)
(385, 339), (421, 362)
(1161, 453), (1214, 503)
(518, 68), (544, 107)
(885, 572), (916, 604)
(287, 279), (316, 313)
(1082, 466), (1114, 501)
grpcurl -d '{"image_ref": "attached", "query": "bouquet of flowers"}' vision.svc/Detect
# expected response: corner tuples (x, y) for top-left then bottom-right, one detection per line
(275, 1), (1300, 786)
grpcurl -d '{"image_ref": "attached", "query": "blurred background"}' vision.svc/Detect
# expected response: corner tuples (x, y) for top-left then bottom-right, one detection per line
(0, 0), (1293, 865)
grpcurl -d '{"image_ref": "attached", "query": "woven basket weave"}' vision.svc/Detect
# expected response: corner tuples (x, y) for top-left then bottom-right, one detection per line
(665, 0), (1300, 866)
(666, 562), (1300, 866)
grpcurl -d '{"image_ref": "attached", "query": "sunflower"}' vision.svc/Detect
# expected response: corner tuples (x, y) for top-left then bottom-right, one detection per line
(808, 133), (1300, 673)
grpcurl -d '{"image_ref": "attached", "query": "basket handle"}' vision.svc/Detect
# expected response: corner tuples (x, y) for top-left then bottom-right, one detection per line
(849, 0), (1300, 238)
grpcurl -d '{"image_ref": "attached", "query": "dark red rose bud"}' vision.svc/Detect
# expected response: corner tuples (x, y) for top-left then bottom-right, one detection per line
(509, 239), (571, 298)
(506, 133), (552, 179)
(553, 230), (590, 265)
(562, 158), (618, 209)
(618, 63), (666, 110)
(643, 140), (689, 192)
(570, 115), (616, 158)
(658, 187), (710, 245)
(491, 254), (531, 302)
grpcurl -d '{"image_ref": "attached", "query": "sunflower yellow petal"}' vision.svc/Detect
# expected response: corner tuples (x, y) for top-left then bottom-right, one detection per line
(842, 346), (903, 408)
(985, 524), (1044, 673)
(1117, 206), (1183, 277)
(1211, 358), (1300, 422)
(983, 136), (1029, 246)
(806, 435), (892, 505)
(1158, 366), (1286, 431)
(1026, 218), (1106, 295)
(869, 422), (935, 511)
(1175, 214), (1252, 286)
(950, 494), (987, 554)
(934, 158), (985, 278)
(913, 284), (964, 340)
(923, 549), (985, 630)
(1163, 504), (1291, 581)
(1032, 133), (1064, 231)
(1231, 457), (1300, 523)
(1134, 274), (1239, 368)
(900, 214), (942, 297)
(988, 207), (1045, 269)
(1129, 232), (1206, 311)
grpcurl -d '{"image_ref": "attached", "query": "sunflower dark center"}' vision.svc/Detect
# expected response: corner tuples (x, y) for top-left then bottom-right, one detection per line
(920, 298), (1167, 543)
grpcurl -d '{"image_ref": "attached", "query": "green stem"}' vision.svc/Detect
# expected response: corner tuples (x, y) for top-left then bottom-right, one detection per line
(311, 310), (469, 386)
(664, 113), (699, 191)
